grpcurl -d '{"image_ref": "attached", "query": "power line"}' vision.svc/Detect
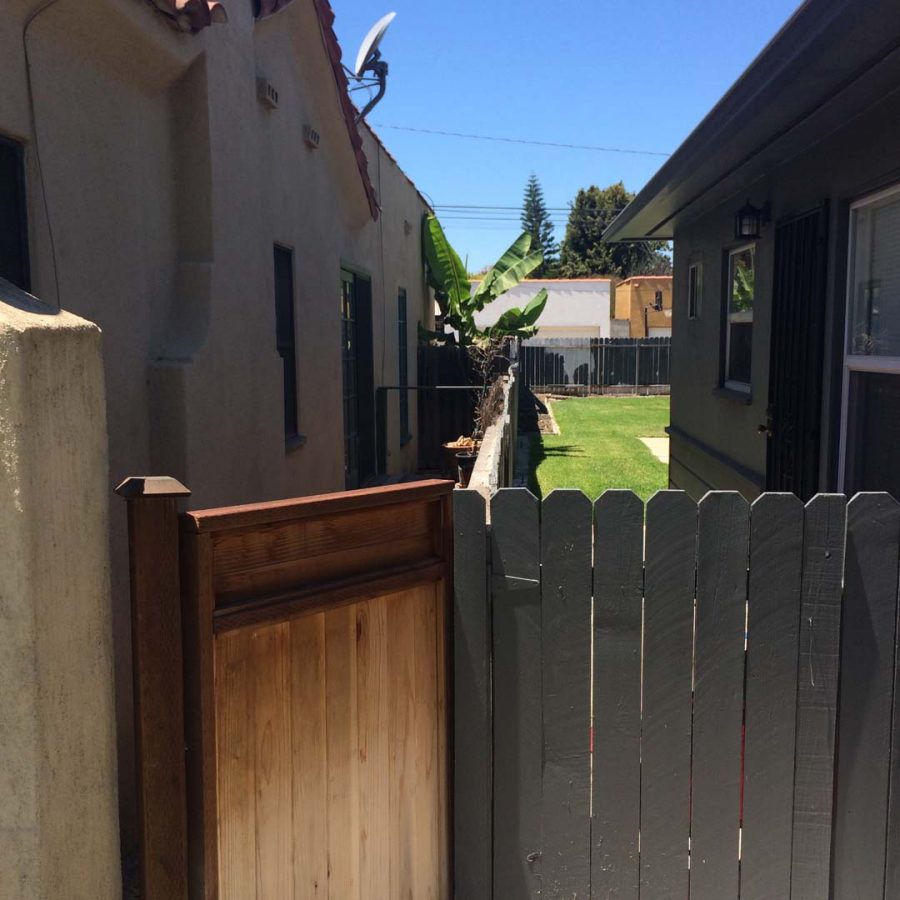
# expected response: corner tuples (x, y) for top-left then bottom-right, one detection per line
(372, 123), (671, 157)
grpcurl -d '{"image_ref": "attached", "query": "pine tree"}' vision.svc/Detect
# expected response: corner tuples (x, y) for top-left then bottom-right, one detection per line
(559, 182), (672, 278)
(520, 174), (559, 278)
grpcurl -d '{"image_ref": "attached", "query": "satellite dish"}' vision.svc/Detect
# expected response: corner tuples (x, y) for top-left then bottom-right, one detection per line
(349, 11), (396, 122)
(354, 11), (396, 77)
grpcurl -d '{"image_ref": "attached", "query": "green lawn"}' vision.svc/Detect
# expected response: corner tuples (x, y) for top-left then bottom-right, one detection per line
(530, 396), (669, 500)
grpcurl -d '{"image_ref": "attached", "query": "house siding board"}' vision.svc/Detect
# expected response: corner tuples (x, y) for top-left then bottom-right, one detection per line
(668, 83), (900, 496)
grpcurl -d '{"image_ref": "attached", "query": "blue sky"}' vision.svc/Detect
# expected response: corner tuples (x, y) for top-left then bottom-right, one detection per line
(332, 0), (801, 270)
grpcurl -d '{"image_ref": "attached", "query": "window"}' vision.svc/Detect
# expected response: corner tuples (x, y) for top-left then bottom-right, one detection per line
(653, 289), (663, 311)
(724, 245), (755, 389)
(398, 288), (411, 443)
(0, 137), (29, 291)
(274, 245), (299, 442)
(688, 263), (701, 319)
(839, 184), (900, 493)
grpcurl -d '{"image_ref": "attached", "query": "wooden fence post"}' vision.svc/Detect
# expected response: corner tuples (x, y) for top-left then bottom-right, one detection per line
(116, 476), (192, 900)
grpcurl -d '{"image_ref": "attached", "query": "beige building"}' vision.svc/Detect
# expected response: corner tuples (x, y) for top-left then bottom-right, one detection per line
(1, 0), (432, 865)
(613, 275), (673, 337)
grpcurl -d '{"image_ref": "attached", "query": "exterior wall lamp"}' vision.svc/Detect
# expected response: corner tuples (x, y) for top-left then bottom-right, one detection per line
(734, 200), (770, 240)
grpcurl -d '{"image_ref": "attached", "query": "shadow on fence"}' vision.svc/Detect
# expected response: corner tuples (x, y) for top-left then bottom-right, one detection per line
(520, 337), (671, 395)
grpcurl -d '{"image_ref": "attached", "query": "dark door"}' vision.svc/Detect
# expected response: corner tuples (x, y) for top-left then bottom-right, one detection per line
(341, 270), (376, 488)
(765, 204), (828, 499)
(0, 137), (29, 291)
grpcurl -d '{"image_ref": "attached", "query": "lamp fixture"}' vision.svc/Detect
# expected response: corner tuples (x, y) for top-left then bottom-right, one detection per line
(734, 200), (769, 240)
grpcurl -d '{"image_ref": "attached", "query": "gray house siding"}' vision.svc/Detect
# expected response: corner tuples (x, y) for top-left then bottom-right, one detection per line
(668, 85), (900, 498)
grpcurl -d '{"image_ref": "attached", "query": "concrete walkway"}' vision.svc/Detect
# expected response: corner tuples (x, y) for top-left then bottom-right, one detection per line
(639, 436), (669, 464)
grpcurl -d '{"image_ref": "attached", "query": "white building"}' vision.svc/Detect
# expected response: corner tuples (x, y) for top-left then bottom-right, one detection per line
(471, 278), (622, 339)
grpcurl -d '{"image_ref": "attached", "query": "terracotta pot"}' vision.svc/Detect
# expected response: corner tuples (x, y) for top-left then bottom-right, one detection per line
(456, 451), (477, 488)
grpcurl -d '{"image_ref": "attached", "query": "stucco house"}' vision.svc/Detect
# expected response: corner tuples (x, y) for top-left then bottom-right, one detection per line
(1, 0), (433, 867)
(613, 275), (673, 338)
(470, 278), (620, 338)
(605, 0), (900, 501)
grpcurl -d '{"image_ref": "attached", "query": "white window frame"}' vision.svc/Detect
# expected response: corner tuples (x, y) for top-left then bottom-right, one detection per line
(688, 262), (701, 319)
(724, 244), (755, 393)
(838, 182), (900, 490)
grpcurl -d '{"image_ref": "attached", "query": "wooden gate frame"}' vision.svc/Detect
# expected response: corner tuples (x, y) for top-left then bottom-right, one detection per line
(118, 477), (454, 900)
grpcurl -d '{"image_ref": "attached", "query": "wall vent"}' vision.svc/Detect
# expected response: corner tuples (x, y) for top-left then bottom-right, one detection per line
(303, 124), (321, 150)
(256, 77), (279, 110)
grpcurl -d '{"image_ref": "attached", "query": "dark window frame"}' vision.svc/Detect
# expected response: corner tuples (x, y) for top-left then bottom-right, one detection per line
(721, 243), (756, 392)
(688, 262), (701, 320)
(0, 135), (30, 292)
(274, 244), (302, 447)
(398, 287), (411, 445)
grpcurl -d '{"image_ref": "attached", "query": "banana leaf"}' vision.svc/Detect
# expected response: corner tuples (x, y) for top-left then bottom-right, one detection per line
(471, 232), (544, 310)
(422, 214), (470, 316)
(481, 287), (548, 338)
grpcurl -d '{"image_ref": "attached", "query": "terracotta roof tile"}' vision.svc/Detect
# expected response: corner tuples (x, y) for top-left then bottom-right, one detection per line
(311, 0), (380, 220)
(150, 0), (227, 32)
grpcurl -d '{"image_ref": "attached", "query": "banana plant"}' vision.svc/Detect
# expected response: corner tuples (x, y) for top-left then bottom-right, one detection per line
(421, 213), (548, 345)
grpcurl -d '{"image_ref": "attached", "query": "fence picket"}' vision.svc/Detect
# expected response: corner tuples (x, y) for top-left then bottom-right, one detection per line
(540, 490), (592, 897)
(491, 489), (542, 897)
(741, 494), (804, 900)
(592, 490), (644, 899)
(640, 491), (697, 900)
(452, 490), (492, 897)
(887, 570), (900, 900)
(690, 493), (749, 900)
(790, 494), (846, 900)
(832, 493), (900, 900)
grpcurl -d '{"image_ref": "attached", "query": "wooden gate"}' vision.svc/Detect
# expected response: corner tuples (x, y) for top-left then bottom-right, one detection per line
(453, 488), (900, 899)
(119, 478), (452, 900)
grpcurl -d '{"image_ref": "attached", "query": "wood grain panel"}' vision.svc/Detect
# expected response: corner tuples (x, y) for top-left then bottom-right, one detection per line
(790, 494), (846, 900)
(357, 599), (390, 900)
(388, 588), (417, 897)
(451, 490), (491, 898)
(540, 490), (592, 897)
(690, 492), (748, 900)
(216, 629), (256, 900)
(413, 583), (441, 900)
(212, 500), (434, 584)
(592, 490), (644, 900)
(491, 489), (542, 898)
(291, 614), (328, 899)
(215, 533), (437, 606)
(741, 494), (804, 900)
(325, 605), (360, 900)
(252, 623), (292, 899)
(640, 491), (697, 900)
(832, 493), (900, 900)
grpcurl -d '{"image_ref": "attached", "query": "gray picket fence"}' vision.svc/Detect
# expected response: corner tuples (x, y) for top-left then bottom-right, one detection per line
(453, 488), (900, 899)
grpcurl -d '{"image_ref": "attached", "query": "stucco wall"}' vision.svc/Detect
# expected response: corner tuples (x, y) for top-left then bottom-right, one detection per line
(669, 85), (900, 498)
(0, 279), (120, 898)
(614, 277), (672, 338)
(1, 0), (432, 860)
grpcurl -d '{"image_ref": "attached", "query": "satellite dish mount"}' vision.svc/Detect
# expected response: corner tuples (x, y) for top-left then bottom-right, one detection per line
(348, 12), (396, 123)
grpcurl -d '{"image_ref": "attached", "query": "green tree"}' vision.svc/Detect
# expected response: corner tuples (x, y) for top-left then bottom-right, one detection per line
(520, 174), (558, 277)
(559, 182), (672, 278)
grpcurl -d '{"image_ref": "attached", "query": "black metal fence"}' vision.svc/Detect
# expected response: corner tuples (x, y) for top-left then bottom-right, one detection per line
(519, 337), (671, 394)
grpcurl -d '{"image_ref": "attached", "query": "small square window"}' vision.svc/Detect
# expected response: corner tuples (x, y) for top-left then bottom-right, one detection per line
(724, 245), (755, 390)
(688, 263), (701, 319)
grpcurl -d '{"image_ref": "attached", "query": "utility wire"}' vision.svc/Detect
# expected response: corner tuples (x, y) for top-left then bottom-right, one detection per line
(372, 123), (670, 157)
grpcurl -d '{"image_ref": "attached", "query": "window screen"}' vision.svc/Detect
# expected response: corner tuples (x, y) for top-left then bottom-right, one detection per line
(274, 246), (298, 440)
(725, 246), (755, 387)
(0, 138), (29, 291)
(848, 192), (900, 357)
